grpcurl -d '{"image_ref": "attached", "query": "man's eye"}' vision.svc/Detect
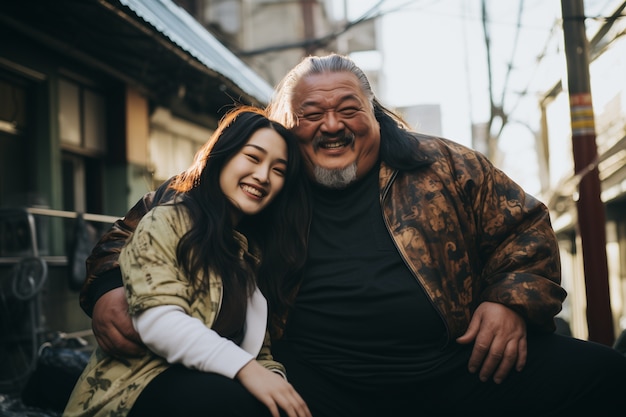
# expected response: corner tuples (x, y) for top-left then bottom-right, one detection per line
(303, 113), (323, 121)
(340, 107), (359, 116)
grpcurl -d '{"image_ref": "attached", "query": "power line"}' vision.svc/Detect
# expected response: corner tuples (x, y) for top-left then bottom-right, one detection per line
(504, 0), (626, 125)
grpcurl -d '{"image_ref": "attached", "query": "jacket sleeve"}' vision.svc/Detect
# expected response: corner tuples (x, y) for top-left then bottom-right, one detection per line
(79, 178), (175, 316)
(79, 191), (157, 316)
(468, 151), (566, 332)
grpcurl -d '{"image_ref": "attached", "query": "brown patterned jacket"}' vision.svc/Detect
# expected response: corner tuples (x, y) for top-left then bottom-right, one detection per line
(378, 136), (565, 339)
(81, 134), (566, 340)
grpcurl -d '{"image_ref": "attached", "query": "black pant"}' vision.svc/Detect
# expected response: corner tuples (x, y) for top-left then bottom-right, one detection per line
(128, 364), (272, 417)
(273, 333), (626, 417)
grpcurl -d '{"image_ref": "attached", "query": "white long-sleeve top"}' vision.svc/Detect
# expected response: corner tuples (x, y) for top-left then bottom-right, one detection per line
(133, 285), (267, 378)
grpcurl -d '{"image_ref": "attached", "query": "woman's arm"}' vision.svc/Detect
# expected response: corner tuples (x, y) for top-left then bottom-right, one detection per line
(134, 305), (254, 377)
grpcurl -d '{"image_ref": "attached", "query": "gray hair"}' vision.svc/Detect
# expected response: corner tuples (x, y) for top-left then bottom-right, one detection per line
(266, 54), (375, 128)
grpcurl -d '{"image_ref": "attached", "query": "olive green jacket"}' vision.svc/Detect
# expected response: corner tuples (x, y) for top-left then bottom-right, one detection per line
(66, 205), (284, 417)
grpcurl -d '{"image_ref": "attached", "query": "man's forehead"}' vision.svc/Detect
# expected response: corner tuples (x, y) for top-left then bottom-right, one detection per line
(294, 72), (364, 103)
(298, 91), (361, 108)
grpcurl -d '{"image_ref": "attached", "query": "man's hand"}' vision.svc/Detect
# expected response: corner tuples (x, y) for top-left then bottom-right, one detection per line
(456, 301), (527, 384)
(91, 287), (145, 357)
(236, 360), (312, 417)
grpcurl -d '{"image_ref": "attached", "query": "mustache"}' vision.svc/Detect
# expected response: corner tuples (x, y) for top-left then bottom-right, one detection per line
(312, 132), (356, 150)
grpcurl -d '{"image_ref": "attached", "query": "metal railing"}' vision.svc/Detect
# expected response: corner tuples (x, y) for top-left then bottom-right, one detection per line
(0, 207), (119, 391)
(0, 207), (119, 265)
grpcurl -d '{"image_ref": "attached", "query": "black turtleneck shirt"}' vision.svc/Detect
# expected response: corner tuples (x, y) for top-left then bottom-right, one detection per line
(282, 163), (468, 388)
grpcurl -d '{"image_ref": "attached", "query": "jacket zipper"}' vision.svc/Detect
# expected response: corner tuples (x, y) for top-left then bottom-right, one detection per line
(379, 167), (452, 345)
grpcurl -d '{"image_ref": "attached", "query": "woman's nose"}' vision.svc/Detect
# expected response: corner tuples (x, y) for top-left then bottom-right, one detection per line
(252, 166), (270, 183)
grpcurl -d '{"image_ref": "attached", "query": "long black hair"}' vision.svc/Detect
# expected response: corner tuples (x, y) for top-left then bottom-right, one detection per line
(168, 105), (310, 323)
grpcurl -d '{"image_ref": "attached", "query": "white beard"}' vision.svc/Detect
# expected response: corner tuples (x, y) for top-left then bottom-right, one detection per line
(313, 163), (358, 189)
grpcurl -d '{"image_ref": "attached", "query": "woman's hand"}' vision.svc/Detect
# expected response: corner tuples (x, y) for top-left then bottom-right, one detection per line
(236, 360), (312, 417)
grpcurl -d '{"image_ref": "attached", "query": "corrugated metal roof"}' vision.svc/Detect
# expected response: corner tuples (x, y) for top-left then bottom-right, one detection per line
(119, 0), (274, 103)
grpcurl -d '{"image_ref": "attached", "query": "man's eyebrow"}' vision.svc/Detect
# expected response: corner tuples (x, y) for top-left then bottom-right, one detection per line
(298, 100), (322, 109)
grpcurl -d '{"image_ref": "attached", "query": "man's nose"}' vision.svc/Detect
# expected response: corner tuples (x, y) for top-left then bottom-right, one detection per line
(321, 111), (343, 133)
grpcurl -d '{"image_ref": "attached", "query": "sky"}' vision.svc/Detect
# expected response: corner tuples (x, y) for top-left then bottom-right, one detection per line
(333, 0), (616, 195)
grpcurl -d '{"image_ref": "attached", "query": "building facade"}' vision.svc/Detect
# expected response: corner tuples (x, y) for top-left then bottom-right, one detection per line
(173, 0), (380, 91)
(0, 0), (274, 393)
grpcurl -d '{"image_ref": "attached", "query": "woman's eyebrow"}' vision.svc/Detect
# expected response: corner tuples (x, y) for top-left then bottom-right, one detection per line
(244, 143), (267, 153)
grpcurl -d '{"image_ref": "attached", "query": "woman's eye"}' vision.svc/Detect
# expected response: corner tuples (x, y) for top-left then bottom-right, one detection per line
(273, 166), (286, 176)
(246, 153), (260, 162)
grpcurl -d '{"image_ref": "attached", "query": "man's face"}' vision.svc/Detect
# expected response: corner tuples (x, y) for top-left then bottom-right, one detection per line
(290, 71), (380, 188)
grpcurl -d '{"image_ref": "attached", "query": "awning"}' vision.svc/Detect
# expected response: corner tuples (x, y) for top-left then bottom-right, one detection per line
(1, 0), (274, 115)
(119, 0), (274, 103)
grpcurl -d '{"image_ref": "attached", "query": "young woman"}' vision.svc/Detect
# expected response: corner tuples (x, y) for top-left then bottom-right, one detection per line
(63, 106), (312, 417)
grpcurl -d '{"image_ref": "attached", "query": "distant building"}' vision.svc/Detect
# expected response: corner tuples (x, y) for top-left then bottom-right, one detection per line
(396, 104), (443, 137)
(173, 0), (381, 90)
(471, 122), (490, 157)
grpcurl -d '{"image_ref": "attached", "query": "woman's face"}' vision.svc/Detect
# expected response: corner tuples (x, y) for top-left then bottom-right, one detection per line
(220, 127), (288, 221)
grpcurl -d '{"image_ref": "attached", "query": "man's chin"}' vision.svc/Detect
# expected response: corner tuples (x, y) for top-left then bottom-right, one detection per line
(313, 164), (357, 189)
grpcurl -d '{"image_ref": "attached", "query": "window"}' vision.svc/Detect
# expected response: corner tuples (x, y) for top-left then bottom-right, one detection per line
(0, 78), (27, 136)
(0, 73), (33, 209)
(58, 77), (106, 214)
(58, 78), (106, 154)
(149, 107), (213, 188)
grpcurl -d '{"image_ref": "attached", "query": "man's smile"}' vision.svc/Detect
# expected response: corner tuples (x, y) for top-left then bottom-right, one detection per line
(314, 133), (355, 151)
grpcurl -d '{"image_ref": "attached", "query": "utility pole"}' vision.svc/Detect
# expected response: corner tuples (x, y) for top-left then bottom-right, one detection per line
(301, 0), (317, 56)
(561, 0), (614, 345)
